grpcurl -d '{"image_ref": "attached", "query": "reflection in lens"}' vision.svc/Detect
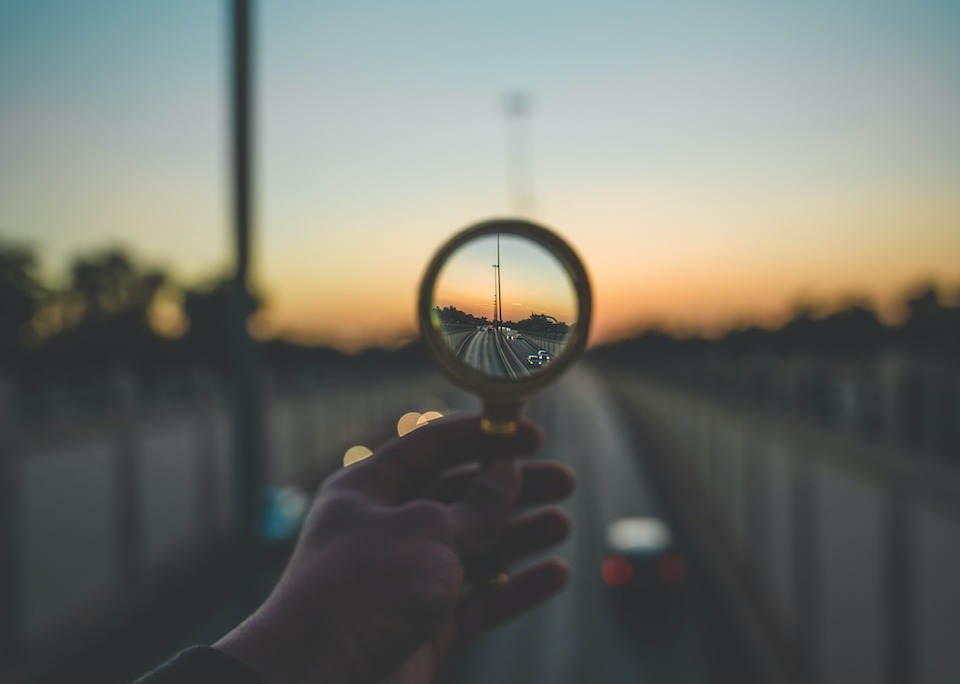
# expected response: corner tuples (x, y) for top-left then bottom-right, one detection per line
(430, 233), (577, 380)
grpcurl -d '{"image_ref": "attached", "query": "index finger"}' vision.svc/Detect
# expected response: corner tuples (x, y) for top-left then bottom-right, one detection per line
(422, 461), (575, 506)
(342, 413), (542, 503)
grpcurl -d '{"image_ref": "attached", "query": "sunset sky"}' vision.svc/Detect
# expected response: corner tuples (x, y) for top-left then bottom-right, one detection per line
(433, 234), (578, 325)
(1, 1), (958, 350)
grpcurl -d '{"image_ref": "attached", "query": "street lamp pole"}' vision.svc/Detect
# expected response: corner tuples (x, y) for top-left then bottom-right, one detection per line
(228, 0), (265, 549)
(496, 232), (503, 328)
(492, 263), (498, 324)
(503, 91), (535, 218)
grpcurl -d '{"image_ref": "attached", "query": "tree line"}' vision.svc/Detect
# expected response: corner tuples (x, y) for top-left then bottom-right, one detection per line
(434, 306), (571, 334)
(0, 239), (434, 380)
(4, 239), (957, 376)
(596, 284), (960, 364)
(0, 240), (252, 374)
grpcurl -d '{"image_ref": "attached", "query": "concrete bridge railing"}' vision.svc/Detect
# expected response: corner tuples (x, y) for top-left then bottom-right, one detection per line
(609, 370), (960, 684)
(0, 368), (446, 683)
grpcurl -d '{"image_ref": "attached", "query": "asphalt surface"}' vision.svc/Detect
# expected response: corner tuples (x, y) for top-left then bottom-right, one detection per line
(436, 364), (749, 684)
(70, 363), (750, 684)
(442, 329), (562, 379)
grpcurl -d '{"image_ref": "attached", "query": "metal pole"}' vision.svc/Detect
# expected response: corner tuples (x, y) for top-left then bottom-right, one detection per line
(503, 91), (535, 218)
(229, 0), (265, 547)
(497, 233), (503, 327)
(492, 264), (498, 324)
(0, 378), (21, 668)
(883, 481), (912, 684)
(114, 370), (142, 581)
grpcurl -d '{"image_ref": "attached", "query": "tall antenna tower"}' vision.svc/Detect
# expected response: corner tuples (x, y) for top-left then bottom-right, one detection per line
(503, 91), (535, 218)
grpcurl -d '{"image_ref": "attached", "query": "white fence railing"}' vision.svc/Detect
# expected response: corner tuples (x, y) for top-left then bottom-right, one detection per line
(610, 371), (960, 684)
(0, 368), (446, 682)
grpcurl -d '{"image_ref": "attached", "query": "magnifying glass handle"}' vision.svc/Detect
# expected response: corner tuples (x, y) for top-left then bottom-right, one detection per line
(480, 397), (524, 436)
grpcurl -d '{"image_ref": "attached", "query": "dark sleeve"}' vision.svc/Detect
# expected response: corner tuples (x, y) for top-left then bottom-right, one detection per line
(133, 645), (264, 684)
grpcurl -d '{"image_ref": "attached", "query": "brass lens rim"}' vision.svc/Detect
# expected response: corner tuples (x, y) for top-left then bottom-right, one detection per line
(418, 217), (592, 400)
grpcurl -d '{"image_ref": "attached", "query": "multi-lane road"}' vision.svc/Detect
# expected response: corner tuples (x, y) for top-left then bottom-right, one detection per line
(69, 362), (751, 684)
(436, 364), (750, 684)
(442, 327), (565, 378)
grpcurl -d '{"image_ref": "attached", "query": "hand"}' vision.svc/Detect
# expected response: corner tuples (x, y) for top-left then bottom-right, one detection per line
(214, 413), (575, 684)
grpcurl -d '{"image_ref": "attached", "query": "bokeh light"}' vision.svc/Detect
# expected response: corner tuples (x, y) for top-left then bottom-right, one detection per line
(342, 445), (373, 467)
(416, 410), (444, 426)
(397, 411), (423, 436)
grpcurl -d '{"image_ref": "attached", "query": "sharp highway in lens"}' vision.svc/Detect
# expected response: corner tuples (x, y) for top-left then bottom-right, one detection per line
(438, 323), (566, 379)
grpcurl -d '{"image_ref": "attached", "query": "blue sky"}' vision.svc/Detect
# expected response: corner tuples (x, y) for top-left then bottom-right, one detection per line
(2, 0), (958, 347)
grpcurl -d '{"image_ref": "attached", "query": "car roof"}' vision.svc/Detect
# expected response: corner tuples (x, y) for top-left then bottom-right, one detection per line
(606, 517), (672, 554)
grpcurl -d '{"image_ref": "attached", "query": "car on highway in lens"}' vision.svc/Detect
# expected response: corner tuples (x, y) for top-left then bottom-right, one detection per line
(537, 350), (551, 362)
(526, 354), (543, 367)
(602, 516), (688, 616)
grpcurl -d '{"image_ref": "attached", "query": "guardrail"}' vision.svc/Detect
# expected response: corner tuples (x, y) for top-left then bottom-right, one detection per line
(639, 353), (960, 462)
(438, 323), (478, 355)
(516, 331), (566, 357)
(0, 367), (445, 683)
(608, 368), (960, 684)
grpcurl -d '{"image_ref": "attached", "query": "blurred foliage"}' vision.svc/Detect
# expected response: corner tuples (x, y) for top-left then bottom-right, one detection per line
(596, 281), (960, 364)
(594, 285), (960, 460)
(432, 306), (573, 334)
(508, 312), (571, 334)
(0, 240), (430, 384)
(434, 305), (487, 327)
(0, 240), (46, 359)
(0, 239), (248, 375)
(3, 239), (958, 378)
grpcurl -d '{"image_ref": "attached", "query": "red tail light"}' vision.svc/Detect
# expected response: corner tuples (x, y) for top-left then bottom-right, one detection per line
(656, 553), (688, 585)
(601, 555), (634, 588)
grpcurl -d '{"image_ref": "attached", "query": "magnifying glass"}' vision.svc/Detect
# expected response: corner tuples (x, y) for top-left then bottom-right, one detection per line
(418, 218), (592, 435)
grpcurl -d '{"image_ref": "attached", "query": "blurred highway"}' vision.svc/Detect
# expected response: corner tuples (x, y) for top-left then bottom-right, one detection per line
(18, 356), (957, 684)
(15, 363), (751, 684)
(437, 365), (749, 684)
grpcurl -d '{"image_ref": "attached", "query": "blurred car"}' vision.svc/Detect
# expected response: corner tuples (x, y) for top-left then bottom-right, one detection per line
(602, 516), (687, 614)
(515, 333), (523, 340)
(537, 349), (552, 362)
(526, 354), (543, 367)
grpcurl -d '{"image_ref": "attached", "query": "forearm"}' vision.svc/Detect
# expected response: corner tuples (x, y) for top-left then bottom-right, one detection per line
(213, 604), (351, 684)
(133, 645), (264, 684)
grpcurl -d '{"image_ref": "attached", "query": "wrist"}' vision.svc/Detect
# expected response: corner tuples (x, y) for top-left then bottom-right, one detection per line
(213, 607), (349, 684)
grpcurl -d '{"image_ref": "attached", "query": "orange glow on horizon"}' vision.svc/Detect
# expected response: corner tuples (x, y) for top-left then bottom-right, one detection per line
(257, 259), (960, 352)
(253, 192), (960, 351)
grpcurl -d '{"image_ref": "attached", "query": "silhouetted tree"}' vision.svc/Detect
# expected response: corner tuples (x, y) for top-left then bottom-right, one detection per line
(39, 249), (173, 368)
(591, 286), (960, 365)
(181, 279), (237, 365)
(899, 283), (959, 359)
(510, 312), (570, 334)
(812, 299), (887, 357)
(66, 249), (165, 324)
(0, 240), (44, 365)
(433, 305), (486, 327)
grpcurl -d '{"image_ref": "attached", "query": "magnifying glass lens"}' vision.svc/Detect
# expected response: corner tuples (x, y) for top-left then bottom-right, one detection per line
(431, 232), (578, 380)
(418, 219), (591, 434)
